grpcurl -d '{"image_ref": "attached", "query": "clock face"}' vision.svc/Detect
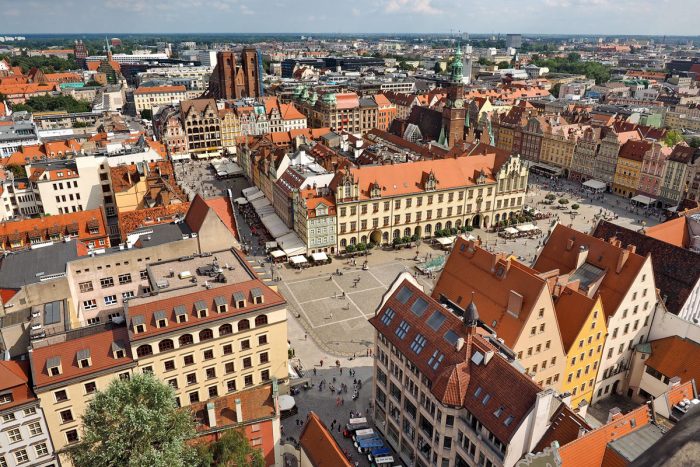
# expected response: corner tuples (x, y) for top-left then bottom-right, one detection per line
(454, 99), (464, 109)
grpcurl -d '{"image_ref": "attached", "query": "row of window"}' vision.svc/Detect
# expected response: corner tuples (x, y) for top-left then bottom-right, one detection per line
(0, 442), (50, 466)
(136, 326), (268, 358)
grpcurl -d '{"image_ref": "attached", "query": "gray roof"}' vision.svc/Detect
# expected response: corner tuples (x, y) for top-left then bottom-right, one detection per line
(250, 288), (263, 298)
(214, 296), (227, 307)
(608, 424), (664, 462)
(131, 315), (145, 326)
(111, 341), (126, 353)
(76, 348), (91, 360)
(174, 305), (187, 316)
(194, 300), (207, 311)
(0, 241), (77, 288)
(46, 356), (61, 368)
(130, 222), (193, 248)
(233, 291), (246, 302)
(153, 310), (167, 321)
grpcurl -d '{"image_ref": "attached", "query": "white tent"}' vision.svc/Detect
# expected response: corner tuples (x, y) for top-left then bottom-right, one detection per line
(270, 250), (286, 258)
(242, 186), (260, 197)
(234, 197), (248, 205)
(260, 215), (290, 238)
(278, 232), (306, 256)
(516, 224), (537, 232)
(582, 179), (607, 192)
(278, 394), (296, 411)
(505, 227), (519, 235)
(436, 236), (456, 246)
(631, 195), (656, 206)
(311, 252), (329, 262)
(289, 255), (308, 265)
(246, 190), (265, 202)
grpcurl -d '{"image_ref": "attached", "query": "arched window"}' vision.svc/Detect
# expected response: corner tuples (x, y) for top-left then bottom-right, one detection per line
(136, 344), (153, 357)
(425, 224), (432, 234)
(350, 237), (356, 245)
(393, 229), (400, 239)
(445, 221), (452, 230)
(435, 222), (442, 232)
(158, 339), (174, 353)
(361, 235), (367, 244)
(255, 315), (268, 327)
(179, 334), (194, 347)
(199, 329), (214, 341)
(219, 323), (233, 336)
(238, 319), (250, 332)
(404, 227), (411, 237)
(340, 239), (347, 247)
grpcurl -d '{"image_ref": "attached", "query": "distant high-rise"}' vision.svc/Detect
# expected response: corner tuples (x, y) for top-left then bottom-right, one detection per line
(208, 48), (262, 100)
(506, 33), (522, 49)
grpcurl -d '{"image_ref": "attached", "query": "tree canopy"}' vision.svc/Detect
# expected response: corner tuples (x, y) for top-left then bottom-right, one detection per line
(0, 53), (78, 73)
(194, 429), (265, 467)
(12, 95), (91, 114)
(67, 373), (197, 467)
(663, 129), (684, 147)
(531, 53), (610, 84)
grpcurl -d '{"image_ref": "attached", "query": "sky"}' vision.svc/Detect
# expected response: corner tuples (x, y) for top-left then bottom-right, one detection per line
(1, 0), (699, 36)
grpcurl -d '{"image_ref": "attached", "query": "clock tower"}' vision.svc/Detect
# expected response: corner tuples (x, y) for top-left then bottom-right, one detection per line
(441, 44), (466, 148)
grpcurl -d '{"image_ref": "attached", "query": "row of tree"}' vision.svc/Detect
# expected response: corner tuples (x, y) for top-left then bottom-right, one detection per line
(531, 52), (611, 84)
(0, 53), (78, 73)
(12, 95), (92, 114)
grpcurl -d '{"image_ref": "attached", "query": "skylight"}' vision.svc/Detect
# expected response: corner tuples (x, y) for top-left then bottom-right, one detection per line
(504, 416), (515, 426)
(410, 297), (429, 317)
(474, 387), (483, 398)
(381, 308), (396, 326)
(395, 320), (411, 339)
(443, 329), (459, 345)
(426, 310), (446, 331)
(428, 350), (445, 370)
(482, 394), (491, 405)
(409, 334), (427, 354)
(396, 286), (413, 304)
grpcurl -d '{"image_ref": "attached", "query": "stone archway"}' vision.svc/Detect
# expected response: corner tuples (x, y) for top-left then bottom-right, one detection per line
(472, 215), (482, 229)
(414, 226), (422, 238)
(370, 230), (382, 245)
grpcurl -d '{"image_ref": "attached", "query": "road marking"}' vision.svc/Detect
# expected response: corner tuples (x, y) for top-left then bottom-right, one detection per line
(279, 282), (315, 329)
(313, 315), (367, 328)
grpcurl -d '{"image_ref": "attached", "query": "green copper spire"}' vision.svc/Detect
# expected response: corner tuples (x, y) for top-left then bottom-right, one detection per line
(450, 42), (464, 83)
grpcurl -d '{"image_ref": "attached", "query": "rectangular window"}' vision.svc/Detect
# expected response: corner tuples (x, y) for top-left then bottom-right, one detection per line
(79, 281), (93, 292)
(35, 442), (49, 457)
(244, 375), (254, 386)
(83, 299), (97, 310)
(118, 273), (132, 284)
(55, 389), (68, 402)
(100, 277), (114, 288)
(60, 409), (74, 423)
(84, 382), (97, 394)
(104, 295), (117, 306)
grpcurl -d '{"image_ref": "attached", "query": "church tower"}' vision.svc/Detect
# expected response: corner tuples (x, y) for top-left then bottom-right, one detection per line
(441, 44), (466, 148)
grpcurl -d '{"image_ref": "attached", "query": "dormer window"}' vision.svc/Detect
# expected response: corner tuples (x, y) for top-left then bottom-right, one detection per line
(111, 341), (126, 359)
(0, 393), (13, 405)
(154, 310), (168, 328)
(77, 349), (92, 368)
(370, 182), (381, 199)
(194, 300), (208, 318)
(251, 288), (264, 305)
(425, 171), (437, 191)
(174, 305), (188, 323)
(132, 315), (146, 334)
(233, 291), (246, 309)
(214, 296), (227, 313)
(47, 356), (62, 376)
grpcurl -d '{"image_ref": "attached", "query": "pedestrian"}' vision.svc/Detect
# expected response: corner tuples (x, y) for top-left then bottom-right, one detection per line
(313, 367), (317, 376)
(340, 368), (343, 375)
(341, 397), (344, 405)
(304, 333), (307, 340)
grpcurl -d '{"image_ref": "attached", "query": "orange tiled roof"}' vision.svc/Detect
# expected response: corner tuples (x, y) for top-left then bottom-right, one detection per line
(0, 208), (109, 250)
(0, 360), (35, 410)
(645, 336), (700, 384)
(432, 238), (548, 347)
(644, 217), (689, 249)
(299, 412), (352, 467)
(557, 405), (652, 467)
(533, 224), (646, 319)
(191, 384), (275, 431)
(534, 403), (592, 453)
(31, 327), (134, 389)
(666, 380), (696, 407)
(44, 72), (82, 83)
(279, 102), (305, 121)
(204, 196), (239, 240)
(134, 85), (186, 95)
(0, 83), (57, 95)
(554, 288), (600, 353)
(118, 203), (190, 240)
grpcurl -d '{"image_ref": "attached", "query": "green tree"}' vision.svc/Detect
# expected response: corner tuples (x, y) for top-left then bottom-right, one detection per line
(195, 429), (265, 467)
(663, 130), (684, 147)
(497, 61), (511, 69)
(433, 61), (443, 74)
(477, 57), (495, 66)
(6, 164), (25, 179)
(689, 137), (700, 148)
(13, 94), (91, 113)
(141, 109), (153, 120)
(67, 373), (197, 467)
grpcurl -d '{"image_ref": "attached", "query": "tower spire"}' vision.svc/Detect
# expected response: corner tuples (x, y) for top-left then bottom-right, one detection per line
(450, 42), (464, 83)
(105, 37), (112, 61)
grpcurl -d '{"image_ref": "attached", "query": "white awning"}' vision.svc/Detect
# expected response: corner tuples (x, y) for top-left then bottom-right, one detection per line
(631, 195), (656, 206)
(234, 197), (248, 205)
(278, 232), (306, 256)
(436, 236), (456, 246)
(505, 227), (519, 234)
(279, 394), (296, 411)
(265, 241), (278, 249)
(246, 190), (265, 202)
(582, 179), (607, 191)
(516, 223), (537, 232)
(311, 252), (328, 262)
(260, 214), (290, 238)
(242, 186), (260, 197)
(289, 255), (308, 265)
(270, 249), (286, 258)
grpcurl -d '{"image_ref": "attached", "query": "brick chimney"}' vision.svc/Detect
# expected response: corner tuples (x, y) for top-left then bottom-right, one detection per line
(616, 248), (630, 274)
(607, 407), (622, 422)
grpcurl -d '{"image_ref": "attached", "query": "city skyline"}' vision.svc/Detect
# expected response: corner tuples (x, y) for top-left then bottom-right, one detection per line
(3, 0), (700, 36)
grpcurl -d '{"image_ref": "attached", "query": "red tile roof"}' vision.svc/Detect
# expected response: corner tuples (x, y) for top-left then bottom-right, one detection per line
(0, 360), (36, 410)
(618, 140), (651, 163)
(118, 203), (191, 240)
(432, 238), (548, 347)
(190, 384), (275, 430)
(30, 327), (134, 389)
(557, 405), (652, 467)
(644, 217), (689, 249)
(554, 288), (600, 353)
(645, 336), (700, 384)
(299, 412), (352, 467)
(534, 403), (592, 453)
(204, 196), (239, 240)
(533, 224), (647, 320)
(370, 276), (542, 443)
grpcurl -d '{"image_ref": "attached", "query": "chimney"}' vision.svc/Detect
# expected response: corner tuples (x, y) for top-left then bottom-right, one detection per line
(235, 398), (243, 423)
(607, 407), (622, 422)
(456, 337), (465, 352)
(577, 425), (588, 438)
(616, 248), (630, 274)
(576, 245), (589, 269)
(626, 244), (637, 255)
(506, 290), (523, 318)
(483, 350), (494, 365)
(668, 376), (681, 388)
(609, 236), (622, 248)
(566, 238), (575, 251)
(206, 402), (217, 427)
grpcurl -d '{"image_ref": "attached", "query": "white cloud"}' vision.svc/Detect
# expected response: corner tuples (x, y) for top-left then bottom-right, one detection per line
(384, 0), (442, 15)
(240, 3), (254, 15)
